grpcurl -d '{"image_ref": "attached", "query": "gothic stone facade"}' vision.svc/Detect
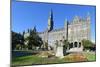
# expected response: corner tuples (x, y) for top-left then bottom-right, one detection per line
(38, 10), (91, 50)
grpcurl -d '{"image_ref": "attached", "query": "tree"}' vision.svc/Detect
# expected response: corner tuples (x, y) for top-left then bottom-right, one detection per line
(82, 39), (93, 50)
(12, 31), (17, 50)
(26, 27), (43, 50)
(23, 31), (25, 35)
(63, 40), (69, 48)
(63, 40), (69, 55)
(12, 31), (24, 50)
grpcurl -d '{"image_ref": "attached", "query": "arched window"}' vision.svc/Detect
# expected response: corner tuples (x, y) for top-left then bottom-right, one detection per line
(74, 42), (77, 47)
(79, 42), (81, 47)
(69, 43), (73, 48)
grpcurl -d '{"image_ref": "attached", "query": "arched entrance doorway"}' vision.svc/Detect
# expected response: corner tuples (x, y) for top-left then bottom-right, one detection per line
(74, 42), (77, 47)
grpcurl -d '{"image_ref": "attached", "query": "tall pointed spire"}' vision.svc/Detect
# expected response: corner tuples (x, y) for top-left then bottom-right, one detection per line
(64, 18), (68, 40)
(86, 12), (90, 21)
(49, 9), (53, 19)
(48, 9), (54, 32)
(64, 19), (68, 26)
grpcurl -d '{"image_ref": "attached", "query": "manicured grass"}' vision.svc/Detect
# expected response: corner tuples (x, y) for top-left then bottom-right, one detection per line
(12, 55), (45, 66)
(12, 55), (64, 66)
(83, 52), (96, 61)
(12, 52), (96, 66)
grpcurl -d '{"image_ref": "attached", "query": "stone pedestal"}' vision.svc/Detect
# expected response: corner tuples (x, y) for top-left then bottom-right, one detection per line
(55, 41), (64, 58)
(56, 46), (64, 58)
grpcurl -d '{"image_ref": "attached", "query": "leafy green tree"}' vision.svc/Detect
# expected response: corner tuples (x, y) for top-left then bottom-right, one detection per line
(16, 44), (21, 50)
(63, 40), (69, 48)
(26, 27), (43, 50)
(82, 39), (93, 49)
(63, 40), (69, 55)
(12, 31), (24, 50)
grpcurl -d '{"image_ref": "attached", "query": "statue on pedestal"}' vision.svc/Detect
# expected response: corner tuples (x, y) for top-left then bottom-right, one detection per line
(55, 40), (64, 58)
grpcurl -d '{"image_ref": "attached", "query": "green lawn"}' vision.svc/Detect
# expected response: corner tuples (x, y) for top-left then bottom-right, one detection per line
(12, 55), (47, 66)
(12, 52), (96, 66)
(83, 52), (96, 61)
(12, 55), (64, 66)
